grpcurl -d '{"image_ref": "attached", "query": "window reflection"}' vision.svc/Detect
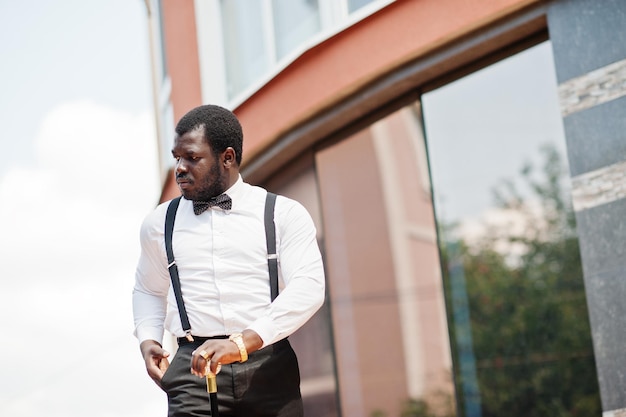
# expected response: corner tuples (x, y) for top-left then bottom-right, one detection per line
(315, 104), (455, 417)
(266, 160), (339, 417)
(272, 0), (321, 60)
(221, 0), (269, 98)
(219, 0), (390, 101)
(156, 0), (168, 80)
(422, 42), (601, 417)
(348, 0), (376, 13)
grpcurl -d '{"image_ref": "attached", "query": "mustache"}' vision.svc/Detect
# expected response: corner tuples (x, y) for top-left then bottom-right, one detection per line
(176, 173), (191, 181)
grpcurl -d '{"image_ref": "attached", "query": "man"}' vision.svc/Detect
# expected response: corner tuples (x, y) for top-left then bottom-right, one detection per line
(133, 104), (325, 416)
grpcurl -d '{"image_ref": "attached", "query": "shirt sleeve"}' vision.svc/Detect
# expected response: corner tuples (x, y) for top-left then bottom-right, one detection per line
(246, 197), (326, 347)
(132, 206), (170, 345)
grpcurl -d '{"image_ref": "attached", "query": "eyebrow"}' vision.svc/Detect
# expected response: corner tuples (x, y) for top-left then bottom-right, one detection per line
(171, 148), (200, 156)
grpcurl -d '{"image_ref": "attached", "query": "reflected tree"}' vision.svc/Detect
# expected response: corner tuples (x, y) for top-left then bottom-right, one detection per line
(441, 145), (601, 417)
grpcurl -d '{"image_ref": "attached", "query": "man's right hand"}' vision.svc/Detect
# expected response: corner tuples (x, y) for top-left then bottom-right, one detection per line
(140, 340), (170, 389)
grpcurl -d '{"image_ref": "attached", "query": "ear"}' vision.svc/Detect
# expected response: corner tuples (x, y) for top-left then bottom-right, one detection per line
(222, 147), (236, 167)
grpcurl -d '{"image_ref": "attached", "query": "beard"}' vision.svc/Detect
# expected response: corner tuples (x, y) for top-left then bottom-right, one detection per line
(180, 162), (228, 202)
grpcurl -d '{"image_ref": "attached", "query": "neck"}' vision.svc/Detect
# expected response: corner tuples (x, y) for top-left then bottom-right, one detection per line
(224, 169), (240, 190)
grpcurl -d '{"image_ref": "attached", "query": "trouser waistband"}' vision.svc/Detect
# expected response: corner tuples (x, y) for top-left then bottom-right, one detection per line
(177, 335), (228, 346)
(177, 335), (291, 350)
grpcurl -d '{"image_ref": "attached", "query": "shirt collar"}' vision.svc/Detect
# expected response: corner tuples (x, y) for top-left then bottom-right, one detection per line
(223, 174), (244, 207)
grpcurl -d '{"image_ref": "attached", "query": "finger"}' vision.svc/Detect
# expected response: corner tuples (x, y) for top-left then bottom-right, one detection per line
(208, 359), (222, 375)
(191, 348), (209, 360)
(191, 349), (210, 377)
(191, 349), (205, 368)
(191, 359), (205, 377)
(147, 347), (169, 364)
(147, 362), (165, 382)
(159, 357), (170, 373)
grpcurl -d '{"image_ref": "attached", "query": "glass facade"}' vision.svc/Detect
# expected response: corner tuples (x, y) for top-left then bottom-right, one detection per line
(265, 159), (339, 417)
(300, 40), (601, 417)
(315, 105), (454, 417)
(421, 42), (601, 417)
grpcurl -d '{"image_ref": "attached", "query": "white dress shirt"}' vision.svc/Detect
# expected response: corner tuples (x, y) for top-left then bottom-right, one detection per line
(132, 175), (325, 348)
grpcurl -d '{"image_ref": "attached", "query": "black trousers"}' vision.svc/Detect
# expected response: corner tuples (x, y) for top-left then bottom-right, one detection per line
(161, 339), (303, 417)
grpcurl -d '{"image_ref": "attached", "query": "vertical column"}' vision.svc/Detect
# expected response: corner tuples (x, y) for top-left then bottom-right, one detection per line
(547, 1), (626, 416)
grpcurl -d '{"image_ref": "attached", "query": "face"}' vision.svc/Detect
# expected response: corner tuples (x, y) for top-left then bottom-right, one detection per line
(172, 128), (228, 201)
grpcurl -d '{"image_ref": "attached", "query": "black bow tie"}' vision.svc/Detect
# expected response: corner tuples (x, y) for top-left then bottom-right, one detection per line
(192, 194), (232, 215)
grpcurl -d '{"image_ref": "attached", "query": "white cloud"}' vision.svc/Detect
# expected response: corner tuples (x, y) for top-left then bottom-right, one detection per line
(0, 101), (167, 416)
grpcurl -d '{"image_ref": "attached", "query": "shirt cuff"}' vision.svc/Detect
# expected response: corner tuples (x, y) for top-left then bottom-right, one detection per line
(246, 316), (279, 349)
(134, 325), (164, 346)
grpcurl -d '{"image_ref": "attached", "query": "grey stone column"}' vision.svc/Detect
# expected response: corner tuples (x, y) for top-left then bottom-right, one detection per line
(547, 1), (626, 415)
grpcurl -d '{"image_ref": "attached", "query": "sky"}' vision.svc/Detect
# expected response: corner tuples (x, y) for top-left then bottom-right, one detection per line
(0, 1), (167, 416)
(422, 42), (569, 231)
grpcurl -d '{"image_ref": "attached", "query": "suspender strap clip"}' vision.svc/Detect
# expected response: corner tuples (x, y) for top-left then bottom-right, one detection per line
(185, 330), (194, 342)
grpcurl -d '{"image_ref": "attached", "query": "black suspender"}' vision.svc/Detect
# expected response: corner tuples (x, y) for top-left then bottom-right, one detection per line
(264, 192), (279, 302)
(164, 196), (193, 341)
(164, 192), (279, 340)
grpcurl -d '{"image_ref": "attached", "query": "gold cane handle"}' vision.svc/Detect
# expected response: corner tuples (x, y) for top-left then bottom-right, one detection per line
(206, 373), (217, 393)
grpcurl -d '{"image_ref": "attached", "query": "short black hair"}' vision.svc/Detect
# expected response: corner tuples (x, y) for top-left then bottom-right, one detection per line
(175, 104), (243, 165)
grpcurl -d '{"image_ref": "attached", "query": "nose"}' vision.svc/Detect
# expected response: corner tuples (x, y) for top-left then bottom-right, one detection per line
(175, 158), (188, 174)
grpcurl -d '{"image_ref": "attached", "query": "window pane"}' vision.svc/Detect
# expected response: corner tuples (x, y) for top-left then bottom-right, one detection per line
(316, 104), (455, 417)
(221, 0), (270, 98)
(422, 42), (601, 417)
(267, 160), (339, 417)
(272, 0), (321, 60)
(348, 0), (375, 13)
(157, 0), (168, 79)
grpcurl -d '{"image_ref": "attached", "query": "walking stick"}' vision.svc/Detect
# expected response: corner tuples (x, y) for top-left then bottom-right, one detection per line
(206, 372), (219, 416)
